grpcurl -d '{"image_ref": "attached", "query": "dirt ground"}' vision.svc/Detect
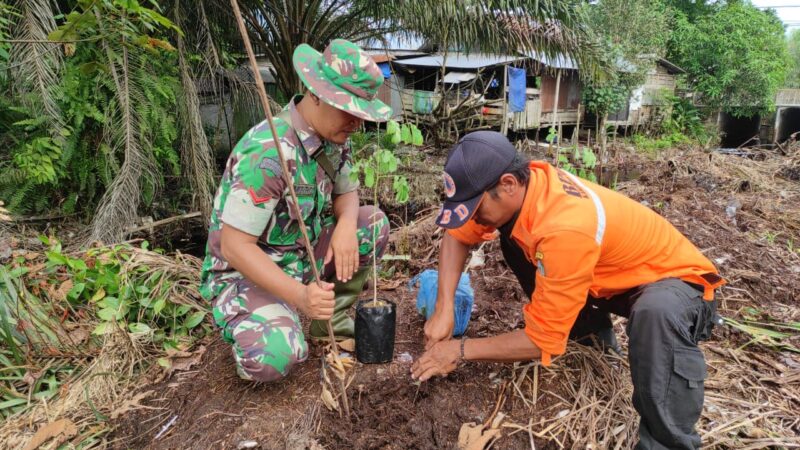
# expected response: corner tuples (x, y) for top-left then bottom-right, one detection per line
(110, 279), (542, 450)
(105, 146), (800, 449)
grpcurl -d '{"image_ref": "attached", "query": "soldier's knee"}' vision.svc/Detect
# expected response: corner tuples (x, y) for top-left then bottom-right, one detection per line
(233, 332), (308, 382)
(238, 357), (299, 383)
(358, 205), (387, 227)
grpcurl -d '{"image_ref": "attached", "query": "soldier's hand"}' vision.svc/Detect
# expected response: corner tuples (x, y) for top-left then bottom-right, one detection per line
(299, 281), (335, 320)
(325, 221), (359, 282)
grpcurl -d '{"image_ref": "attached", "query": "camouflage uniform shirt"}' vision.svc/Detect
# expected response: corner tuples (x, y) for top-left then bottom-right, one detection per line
(200, 96), (359, 300)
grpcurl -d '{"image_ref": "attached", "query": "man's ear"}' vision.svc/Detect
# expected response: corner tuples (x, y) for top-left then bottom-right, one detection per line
(499, 173), (519, 194)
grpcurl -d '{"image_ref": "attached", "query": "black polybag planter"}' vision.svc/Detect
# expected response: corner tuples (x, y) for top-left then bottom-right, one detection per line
(355, 299), (396, 364)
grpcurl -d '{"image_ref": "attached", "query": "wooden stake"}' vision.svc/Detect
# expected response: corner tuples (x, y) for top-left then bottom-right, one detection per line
(501, 64), (509, 135)
(228, 0), (349, 417)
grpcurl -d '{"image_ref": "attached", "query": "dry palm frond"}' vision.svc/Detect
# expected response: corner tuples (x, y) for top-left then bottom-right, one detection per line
(366, 0), (608, 81)
(178, 0), (269, 143)
(118, 246), (204, 310)
(174, 2), (215, 225)
(9, 0), (64, 134)
(89, 12), (160, 244)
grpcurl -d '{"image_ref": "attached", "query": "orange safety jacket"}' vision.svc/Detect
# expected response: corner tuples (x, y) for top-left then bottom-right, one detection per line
(449, 161), (725, 365)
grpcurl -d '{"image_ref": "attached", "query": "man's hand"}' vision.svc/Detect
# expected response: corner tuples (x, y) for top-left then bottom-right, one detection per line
(296, 281), (335, 319)
(411, 339), (460, 381)
(424, 310), (455, 350)
(325, 220), (359, 282)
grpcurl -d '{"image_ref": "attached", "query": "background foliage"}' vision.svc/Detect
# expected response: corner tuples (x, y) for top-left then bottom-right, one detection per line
(667, 2), (789, 118)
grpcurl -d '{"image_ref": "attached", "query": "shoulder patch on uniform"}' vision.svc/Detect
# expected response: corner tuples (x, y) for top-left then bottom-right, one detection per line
(259, 157), (283, 176)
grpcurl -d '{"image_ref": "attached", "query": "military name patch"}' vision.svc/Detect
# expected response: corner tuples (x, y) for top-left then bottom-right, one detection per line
(294, 184), (316, 196)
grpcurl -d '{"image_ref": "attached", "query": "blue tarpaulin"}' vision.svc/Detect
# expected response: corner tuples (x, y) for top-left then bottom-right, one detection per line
(508, 67), (526, 113)
(377, 62), (392, 79)
(409, 269), (473, 336)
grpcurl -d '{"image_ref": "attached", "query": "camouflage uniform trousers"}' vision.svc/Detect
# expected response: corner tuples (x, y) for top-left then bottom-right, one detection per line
(212, 205), (390, 382)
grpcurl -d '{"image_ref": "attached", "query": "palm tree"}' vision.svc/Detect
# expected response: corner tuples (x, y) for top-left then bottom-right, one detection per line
(227, 0), (605, 99)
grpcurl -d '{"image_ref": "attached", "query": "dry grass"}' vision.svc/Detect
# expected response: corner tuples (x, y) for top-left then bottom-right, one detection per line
(499, 337), (800, 449)
(1, 326), (145, 449)
(503, 347), (636, 449)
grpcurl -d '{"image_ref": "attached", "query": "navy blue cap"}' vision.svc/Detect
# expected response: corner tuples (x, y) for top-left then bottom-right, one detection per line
(436, 131), (517, 229)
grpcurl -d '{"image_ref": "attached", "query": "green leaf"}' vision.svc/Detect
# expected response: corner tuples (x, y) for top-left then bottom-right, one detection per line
(582, 148), (597, 169)
(90, 288), (106, 302)
(387, 120), (400, 136)
(67, 282), (86, 300)
(128, 323), (152, 334)
(184, 311), (206, 329)
(135, 285), (151, 294)
(401, 124), (412, 144)
(101, 296), (120, 310)
(364, 166), (375, 188)
(67, 258), (87, 272)
(8, 266), (29, 278)
(97, 308), (116, 321)
(153, 298), (166, 314)
(92, 322), (110, 335)
(411, 127), (424, 146)
(46, 251), (68, 266)
(157, 357), (171, 368)
(0, 397), (28, 410)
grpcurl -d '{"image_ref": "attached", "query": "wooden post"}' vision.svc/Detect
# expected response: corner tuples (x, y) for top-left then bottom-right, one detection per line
(574, 103), (582, 145)
(552, 70), (562, 133)
(501, 64), (509, 135)
(550, 70), (561, 162)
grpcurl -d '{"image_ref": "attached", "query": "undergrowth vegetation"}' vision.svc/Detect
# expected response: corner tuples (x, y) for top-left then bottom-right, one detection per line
(0, 238), (208, 421)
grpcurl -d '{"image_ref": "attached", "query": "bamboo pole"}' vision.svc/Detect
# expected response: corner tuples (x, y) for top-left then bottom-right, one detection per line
(228, 0), (349, 417)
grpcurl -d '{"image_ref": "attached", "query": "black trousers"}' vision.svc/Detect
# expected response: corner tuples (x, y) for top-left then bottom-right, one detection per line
(499, 229), (717, 450)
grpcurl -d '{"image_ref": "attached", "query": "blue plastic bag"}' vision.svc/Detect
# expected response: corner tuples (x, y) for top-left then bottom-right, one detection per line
(408, 269), (474, 336)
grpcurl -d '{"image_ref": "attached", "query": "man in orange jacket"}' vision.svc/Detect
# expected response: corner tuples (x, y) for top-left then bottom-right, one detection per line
(411, 131), (724, 449)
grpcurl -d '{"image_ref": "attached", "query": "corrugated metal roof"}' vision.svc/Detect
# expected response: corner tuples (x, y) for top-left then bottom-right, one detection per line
(367, 53), (394, 64)
(657, 58), (684, 74)
(526, 51), (578, 70)
(393, 53), (526, 69)
(359, 33), (426, 52)
(443, 71), (477, 83)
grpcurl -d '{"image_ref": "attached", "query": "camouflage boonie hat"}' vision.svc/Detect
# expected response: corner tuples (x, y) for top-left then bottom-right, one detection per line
(293, 39), (392, 122)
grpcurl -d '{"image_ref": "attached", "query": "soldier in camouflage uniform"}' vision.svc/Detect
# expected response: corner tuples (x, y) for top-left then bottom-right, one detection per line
(200, 39), (393, 382)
